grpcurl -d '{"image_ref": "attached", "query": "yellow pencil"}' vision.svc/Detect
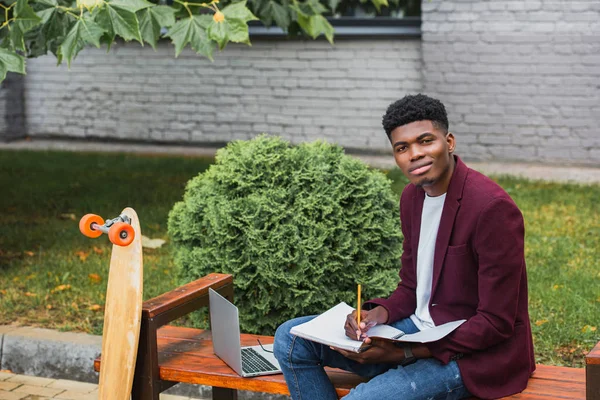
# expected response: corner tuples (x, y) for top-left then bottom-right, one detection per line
(357, 284), (362, 327)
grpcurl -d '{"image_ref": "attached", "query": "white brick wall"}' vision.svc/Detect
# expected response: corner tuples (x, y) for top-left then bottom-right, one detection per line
(25, 39), (423, 152)
(0, 73), (25, 141)
(422, 0), (600, 165)
(7, 1), (599, 165)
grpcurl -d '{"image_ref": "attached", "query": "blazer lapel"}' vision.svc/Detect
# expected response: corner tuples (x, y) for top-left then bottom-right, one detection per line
(411, 189), (425, 270)
(431, 156), (467, 296)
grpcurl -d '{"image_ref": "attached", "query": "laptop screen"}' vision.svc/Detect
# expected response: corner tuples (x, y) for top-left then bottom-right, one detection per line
(208, 288), (244, 375)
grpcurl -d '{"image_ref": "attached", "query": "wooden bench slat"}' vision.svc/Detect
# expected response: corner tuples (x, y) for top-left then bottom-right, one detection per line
(504, 393), (581, 399)
(155, 330), (365, 397)
(94, 325), (588, 399)
(529, 364), (587, 383)
(159, 351), (291, 395)
(156, 325), (212, 341)
(153, 327), (584, 399)
(95, 272), (596, 400)
(142, 273), (232, 319)
(586, 341), (600, 365)
(516, 378), (585, 399)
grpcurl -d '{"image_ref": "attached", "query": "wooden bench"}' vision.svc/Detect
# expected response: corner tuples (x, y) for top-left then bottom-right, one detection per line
(94, 273), (600, 399)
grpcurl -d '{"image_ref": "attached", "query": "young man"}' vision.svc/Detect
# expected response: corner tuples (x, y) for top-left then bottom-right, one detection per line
(273, 94), (535, 399)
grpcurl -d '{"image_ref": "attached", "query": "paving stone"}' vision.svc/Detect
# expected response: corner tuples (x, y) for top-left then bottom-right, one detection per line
(0, 383), (20, 391)
(21, 396), (53, 400)
(53, 391), (97, 400)
(46, 381), (96, 393)
(12, 385), (63, 397)
(4, 377), (53, 388)
(0, 390), (28, 400)
(0, 373), (16, 382)
(160, 394), (190, 400)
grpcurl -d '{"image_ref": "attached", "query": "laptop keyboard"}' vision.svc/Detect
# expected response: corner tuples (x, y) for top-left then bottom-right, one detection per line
(241, 347), (278, 374)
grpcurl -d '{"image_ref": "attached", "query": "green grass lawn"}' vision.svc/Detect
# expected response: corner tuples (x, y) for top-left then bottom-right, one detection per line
(1, 150), (598, 368)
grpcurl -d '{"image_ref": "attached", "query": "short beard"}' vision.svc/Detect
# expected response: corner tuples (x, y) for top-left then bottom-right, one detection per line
(415, 178), (435, 188)
(415, 161), (451, 189)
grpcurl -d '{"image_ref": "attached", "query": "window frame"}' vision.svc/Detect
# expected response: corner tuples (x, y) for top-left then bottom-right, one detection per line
(248, 17), (421, 39)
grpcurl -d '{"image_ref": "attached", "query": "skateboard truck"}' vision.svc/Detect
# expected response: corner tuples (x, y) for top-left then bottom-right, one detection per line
(79, 213), (136, 246)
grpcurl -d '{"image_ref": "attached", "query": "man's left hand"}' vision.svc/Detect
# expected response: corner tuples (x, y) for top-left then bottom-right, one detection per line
(331, 340), (405, 364)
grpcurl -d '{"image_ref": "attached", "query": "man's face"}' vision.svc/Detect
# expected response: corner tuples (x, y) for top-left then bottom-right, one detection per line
(390, 120), (456, 196)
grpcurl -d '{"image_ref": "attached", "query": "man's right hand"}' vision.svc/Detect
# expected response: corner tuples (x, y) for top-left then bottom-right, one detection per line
(344, 306), (389, 341)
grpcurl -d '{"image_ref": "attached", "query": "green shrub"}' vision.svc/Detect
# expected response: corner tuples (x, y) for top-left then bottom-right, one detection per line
(168, 135), (403, 335)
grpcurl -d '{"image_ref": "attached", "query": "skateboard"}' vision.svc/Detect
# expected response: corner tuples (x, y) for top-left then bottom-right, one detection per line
(79, 208), (143, 400)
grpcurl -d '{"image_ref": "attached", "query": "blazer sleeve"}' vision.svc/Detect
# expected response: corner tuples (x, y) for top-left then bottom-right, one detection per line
(364, 187), (417, 322)
(427, 197), (526, 363)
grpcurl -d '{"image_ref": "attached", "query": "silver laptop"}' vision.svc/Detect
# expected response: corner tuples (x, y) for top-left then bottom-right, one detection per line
(208, 288), (282, 377)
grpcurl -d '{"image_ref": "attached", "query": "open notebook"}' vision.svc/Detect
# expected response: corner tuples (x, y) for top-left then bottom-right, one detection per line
(290, 302), (465, 353)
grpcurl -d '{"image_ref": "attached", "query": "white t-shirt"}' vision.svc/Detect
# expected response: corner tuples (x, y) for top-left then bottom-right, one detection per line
(410, 192), (446, 330)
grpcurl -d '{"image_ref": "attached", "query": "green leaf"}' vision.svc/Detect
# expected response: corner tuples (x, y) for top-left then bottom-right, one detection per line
(269, 1), (290, 29)
(223, 18), (251, 45)
(139, 6), (175, 49)
(36, 6), (56, 25)
(0, 47), (26, 81)
(206, 20), (227, 50)
(14, 0), (41, 29)
(59, 15), (104, 67)
(27, 3), (72, 58)
(9, 0), (42, 51)
(95, 8), (116, 47)
(207, 18), (252, 50)
(35, 0), (71, 38)
(221, 1), (258, 22)
(206, 1), (256, 50)
(327, 0), (340, 12)
(165, 15), (213, 60)
(107, 0), (153, 13)
(306, 0), (328, 14)
(24, 28), (47, 57)
(43, 9), (70, 39)
(370, 0), (388, 12)
(290, 1), (311, 17)
(96, 3), (142, 44)
(296, 14), (333, 44)
(251, 0), (270, 23)
(35, 0), (58, 24)
(36, 0), (58, 6)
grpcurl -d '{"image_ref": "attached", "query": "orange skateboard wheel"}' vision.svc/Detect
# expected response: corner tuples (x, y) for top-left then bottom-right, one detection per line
(108, 222), (135, 247)
(80, 214), (104, 238)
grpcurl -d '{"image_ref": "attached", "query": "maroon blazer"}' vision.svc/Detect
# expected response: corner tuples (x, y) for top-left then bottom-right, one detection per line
(365, 156), (535, 399)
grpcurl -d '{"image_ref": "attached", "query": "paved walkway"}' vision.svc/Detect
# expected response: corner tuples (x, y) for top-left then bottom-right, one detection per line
(1, 138), (599, 184)
(0, 371), (198, 400)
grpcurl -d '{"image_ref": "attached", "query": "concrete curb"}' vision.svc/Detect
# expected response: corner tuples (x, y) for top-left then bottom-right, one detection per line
(0, 326), (101, 383)
(0, 325), (288, 400)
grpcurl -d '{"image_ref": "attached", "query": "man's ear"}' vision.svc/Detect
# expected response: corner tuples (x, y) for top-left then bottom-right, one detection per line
(446, 132), (456, 154)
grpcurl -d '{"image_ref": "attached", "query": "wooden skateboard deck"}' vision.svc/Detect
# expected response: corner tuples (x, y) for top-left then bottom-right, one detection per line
(98, 207), (143, 400)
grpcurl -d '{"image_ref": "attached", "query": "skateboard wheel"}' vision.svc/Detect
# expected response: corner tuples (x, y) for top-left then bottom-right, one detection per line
(79, 214), (104, 238)
(108, 222), (135, 247)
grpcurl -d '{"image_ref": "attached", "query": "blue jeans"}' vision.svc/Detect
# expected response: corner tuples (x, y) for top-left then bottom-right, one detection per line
(274, 316), (471, 400)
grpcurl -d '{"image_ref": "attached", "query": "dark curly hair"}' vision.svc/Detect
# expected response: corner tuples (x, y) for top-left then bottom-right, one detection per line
(382, 94), (449, 138)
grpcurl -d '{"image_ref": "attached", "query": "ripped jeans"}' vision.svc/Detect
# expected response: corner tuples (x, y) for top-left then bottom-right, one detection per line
(274, 316), (471, 400)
